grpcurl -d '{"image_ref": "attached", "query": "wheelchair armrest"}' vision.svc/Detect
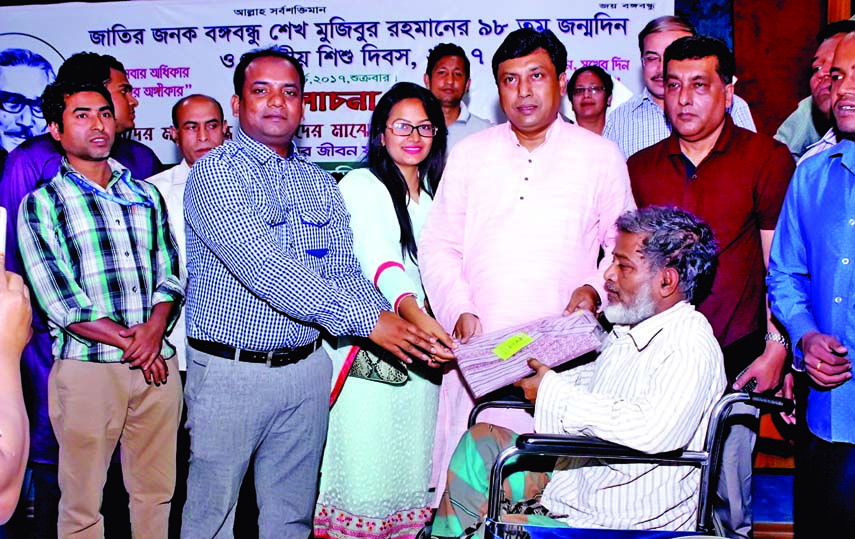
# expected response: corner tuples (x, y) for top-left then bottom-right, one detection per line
(468, 397), (535, 428)
(515, 433), (685, 461)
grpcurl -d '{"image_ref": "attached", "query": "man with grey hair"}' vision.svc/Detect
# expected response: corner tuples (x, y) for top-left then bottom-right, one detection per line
(0, 48), (54, 152)
(431, 206), (726, 537)
(628, 35), (794, 539)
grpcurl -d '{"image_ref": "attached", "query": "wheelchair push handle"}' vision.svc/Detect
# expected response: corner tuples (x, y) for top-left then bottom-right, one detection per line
(746, 392), (794, 414)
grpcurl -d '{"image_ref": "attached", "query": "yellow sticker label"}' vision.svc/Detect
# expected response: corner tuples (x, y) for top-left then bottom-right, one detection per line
(493, 332), (534, 360)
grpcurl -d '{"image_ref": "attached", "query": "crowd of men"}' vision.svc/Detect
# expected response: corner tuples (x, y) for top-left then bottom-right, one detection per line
(0, 11), (853, 539)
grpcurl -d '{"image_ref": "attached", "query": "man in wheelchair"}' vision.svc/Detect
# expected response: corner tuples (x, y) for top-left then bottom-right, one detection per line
(432, 206), (727, 537)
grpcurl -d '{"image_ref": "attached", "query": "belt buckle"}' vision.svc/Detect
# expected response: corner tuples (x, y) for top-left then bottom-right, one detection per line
(266, 351), (276, 368)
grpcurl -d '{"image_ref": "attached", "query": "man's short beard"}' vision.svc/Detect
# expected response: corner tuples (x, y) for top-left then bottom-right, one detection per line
(603, 281), (657, 326)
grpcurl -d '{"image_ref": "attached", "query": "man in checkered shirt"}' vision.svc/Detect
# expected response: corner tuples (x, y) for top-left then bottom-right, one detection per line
(180, 48), (452, 539)
(17, 80), (184, 538)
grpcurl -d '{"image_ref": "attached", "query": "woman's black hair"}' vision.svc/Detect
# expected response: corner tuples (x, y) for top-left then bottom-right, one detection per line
(366, 82), (447, 262)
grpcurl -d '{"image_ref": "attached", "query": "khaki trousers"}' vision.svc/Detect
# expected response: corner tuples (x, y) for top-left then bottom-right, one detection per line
(48, 357), (182, 539)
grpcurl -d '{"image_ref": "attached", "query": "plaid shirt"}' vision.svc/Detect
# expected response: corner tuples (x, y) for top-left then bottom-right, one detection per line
(184, 127), (385, 351)
(603, 87), (757, 158)
(17, 158), (184, 363)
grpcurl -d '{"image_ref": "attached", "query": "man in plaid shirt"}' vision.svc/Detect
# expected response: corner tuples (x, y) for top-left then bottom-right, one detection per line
(16, 79), (183, 539)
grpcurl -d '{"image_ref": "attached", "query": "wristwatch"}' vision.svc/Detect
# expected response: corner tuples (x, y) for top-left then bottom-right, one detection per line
(765, 332), (790, 351)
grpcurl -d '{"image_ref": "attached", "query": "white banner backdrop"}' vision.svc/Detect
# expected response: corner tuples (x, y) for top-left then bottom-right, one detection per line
(0, 0), (672, 165)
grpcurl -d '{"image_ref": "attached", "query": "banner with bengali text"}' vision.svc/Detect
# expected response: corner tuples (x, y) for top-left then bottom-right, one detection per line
(0, 0), (673, 167)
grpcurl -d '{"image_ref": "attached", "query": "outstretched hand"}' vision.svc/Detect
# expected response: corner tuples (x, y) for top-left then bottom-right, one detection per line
(369, 311), (454, 364)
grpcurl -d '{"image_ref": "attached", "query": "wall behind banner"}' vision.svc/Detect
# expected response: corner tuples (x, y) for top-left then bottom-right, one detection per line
(0, 0), (673, 167)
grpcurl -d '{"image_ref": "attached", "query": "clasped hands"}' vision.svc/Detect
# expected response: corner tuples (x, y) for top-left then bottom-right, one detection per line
(120, 318), (169, 385)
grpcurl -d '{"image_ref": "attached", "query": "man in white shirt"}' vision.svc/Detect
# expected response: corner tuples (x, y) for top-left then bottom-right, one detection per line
(147, 94), (227, 372)
(603, 15), (755, 158)
(431, 206), (726, 537)
(146, 94), (226, 535)
(424, 43), (491, 150)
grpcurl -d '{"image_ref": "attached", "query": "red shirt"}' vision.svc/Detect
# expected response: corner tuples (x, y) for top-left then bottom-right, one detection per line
(628, 117), (794, 357)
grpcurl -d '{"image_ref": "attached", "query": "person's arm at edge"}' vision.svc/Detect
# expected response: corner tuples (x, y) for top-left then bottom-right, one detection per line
(0, 268), (31, 523)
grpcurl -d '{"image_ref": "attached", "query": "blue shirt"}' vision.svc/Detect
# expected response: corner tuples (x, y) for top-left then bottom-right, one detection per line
(767, 138), (855, 443)
(184, 127), (386, 350)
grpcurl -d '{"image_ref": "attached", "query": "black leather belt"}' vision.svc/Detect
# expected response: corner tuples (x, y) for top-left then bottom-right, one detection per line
(187, 337), (320, 367)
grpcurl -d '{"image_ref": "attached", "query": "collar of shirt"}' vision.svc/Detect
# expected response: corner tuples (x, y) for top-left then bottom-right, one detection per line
(171, 159), (190, 185)
(502, 115), (565, 152)
(808, 128), (838, 153)
(828, 138), (855, 173)
(611, 300), (694, 352)
(60, 156), (128, 189)
(234, 126), (304, 166)
(457, 101), (472, 124)
(665, 115), (737, 162)
(632, 87), (659, 112)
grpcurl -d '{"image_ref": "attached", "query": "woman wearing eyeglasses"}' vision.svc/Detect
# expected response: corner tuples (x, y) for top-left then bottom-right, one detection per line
(568, 65), (614, 135)
(314, 82), (454, 539)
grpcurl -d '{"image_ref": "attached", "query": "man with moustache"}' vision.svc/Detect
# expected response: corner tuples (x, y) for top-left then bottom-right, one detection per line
(430, 206), (725, 537)
(776, 20), (855, 160)
(424, 43), (491, 149)
(626, 36), (794, 538)
(180, 48), (450, 538)
(603, 15), (755, 158)
(0, 51), (162, 539)
(419, 28), (633, 506)
(768, 30), (855, 536)
(16, 78), (183, 539)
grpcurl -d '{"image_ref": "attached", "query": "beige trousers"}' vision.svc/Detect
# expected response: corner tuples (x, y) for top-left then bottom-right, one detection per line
(48, 357), (182, 539)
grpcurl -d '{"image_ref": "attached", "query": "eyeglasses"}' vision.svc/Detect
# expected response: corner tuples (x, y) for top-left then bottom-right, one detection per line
(572, 86), (606, 97)
(0, 90), (44, 117)
(386, 121), (438, 137)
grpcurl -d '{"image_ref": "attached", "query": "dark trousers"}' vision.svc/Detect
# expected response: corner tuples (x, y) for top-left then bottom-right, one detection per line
(795, 429), (855, 537)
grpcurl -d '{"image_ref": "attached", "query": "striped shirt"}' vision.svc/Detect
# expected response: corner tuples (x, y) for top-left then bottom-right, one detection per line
(184, 127), (385, 351)
(535, 300), (726, 531)
(603, 87), (757, 159)
(17, 158), (184, 363)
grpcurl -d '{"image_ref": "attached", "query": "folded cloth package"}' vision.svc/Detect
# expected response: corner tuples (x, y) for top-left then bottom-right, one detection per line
(455, 311), (606, 399)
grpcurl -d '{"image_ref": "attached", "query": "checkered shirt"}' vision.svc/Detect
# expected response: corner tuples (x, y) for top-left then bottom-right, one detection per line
(17, 158), (184, 363)
(184, 127), (385, 350)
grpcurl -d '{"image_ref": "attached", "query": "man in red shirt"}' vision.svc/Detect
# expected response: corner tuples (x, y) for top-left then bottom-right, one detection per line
(627, 36), (794, 538)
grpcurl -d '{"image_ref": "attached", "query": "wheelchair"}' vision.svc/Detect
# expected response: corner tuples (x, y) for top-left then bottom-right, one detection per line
(459, 391), (793, 539)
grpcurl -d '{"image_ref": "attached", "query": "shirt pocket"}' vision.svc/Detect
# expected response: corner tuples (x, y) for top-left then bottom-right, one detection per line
(299, 208), (331, 260)
(121, 203), (158, 253)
